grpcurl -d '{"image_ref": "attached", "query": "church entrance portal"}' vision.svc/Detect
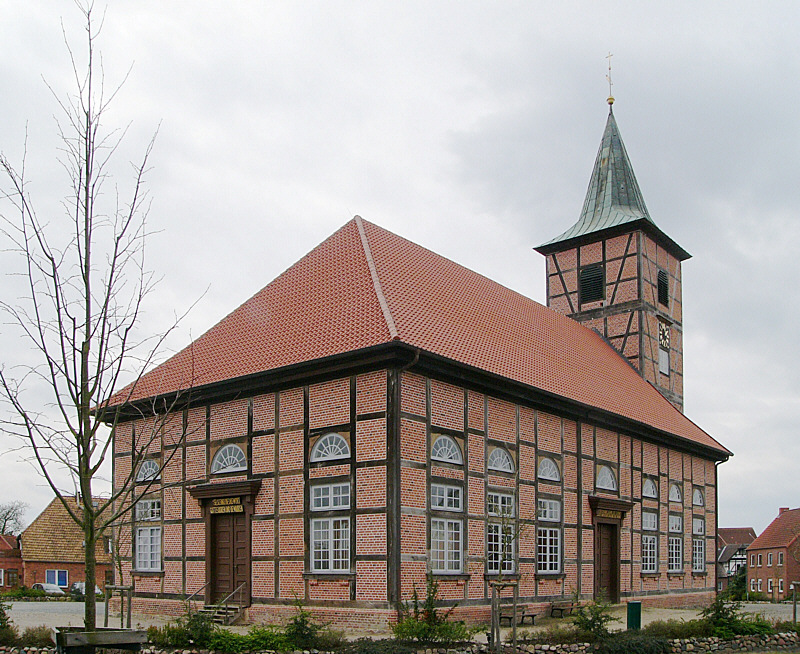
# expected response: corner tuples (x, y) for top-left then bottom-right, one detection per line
(211, 511), (249, 603)
(588, 496), (632, 604)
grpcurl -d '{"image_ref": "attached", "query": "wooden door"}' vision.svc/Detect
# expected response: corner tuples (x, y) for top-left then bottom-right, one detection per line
(211, 512), (249, 603)
(596, 522), (619, 603)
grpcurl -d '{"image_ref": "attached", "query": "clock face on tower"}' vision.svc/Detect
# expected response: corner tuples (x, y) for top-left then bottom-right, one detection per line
(658, 322), (670, 350)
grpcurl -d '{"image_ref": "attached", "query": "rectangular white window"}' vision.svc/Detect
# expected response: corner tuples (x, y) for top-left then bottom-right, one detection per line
(692, 517), (704, 535)
(311, 483), (350, 511)
(430, 484), (462, 512)
(768, 552), (773, 567)
(750, 578), (756, 592)
(779, 552), (785, 566)
(135, 526), (162, 572)
(642, 510), (658, 531)
(537, 527), (561, 573)
(693, 538), (705, 572)
(768, 578), (773, 593)
(668, 536), (683, 572)
(758, 579), (762, 592)
(537, 498), (561, 522)
(46, 569), (68, 586)
(642, 535), (657, 573)
(431, 518), (462, 573)
(135, 499), (162, 521)
(487, 523), (514, 574)
(0, 570), (4, 586)
(488, 492), (514, 517)
(780, 579), (785, 593)
(669, 514), (682, 533)
(758, 554), (762, 567)
(311, 517), (350, 572)
(751, 554), (756, 567)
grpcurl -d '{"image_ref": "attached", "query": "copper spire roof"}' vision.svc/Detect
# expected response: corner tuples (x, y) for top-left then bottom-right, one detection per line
(537, 109), (690, 260)
(115, 216), (727, 457)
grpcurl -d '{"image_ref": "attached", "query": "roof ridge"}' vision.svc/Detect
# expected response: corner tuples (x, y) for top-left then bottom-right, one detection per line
(355, 215), (399, 340)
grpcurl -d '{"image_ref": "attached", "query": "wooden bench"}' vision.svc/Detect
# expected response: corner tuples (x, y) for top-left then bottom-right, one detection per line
(498, 605), (537, 626)
(550, 601), (576, 618)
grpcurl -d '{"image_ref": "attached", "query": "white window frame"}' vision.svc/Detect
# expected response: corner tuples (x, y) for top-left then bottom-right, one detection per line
(136, 459), (160, 482)
(488, 491), (515, 517)
(768, 578), (774, 593)
(311, 482), (351, 511)
(135, 526), (162, 572)
(210, 443), (247, 474)
(537, 526), (561, 573)
(487, 447), (515, 473)
(642, 535), (657, 573)
(692, 488), (704, 506)
(768, 552), (773, 567)
(668, 536), (683, 572)
(537, 457), (561, 482)
(692, 538), (705, 572)
(692, 517), (705, 536)
(642, 477), (658, 498)
(46, 569), (69, 587)
(135, 498), (162, 521)
(311, 517), (351, 572)
(669, 483), (682, 503)
(750, 578), (756, 592)
(751, 553), (756, 567)
(642, 510), (658, 531)
(310, 432), (350, 462)
(779, 551), (785, 566)
(430, 483), (462, 512)
(431, 435), (463, 464)
(537, 498), (561, 522)
(0, 569), (3, 586)
(669, 514), (682, 533)
(487, 523), (515, 574)
(596, 465), (617, 491)
(758, 553), (762, 567)
(758, 578), (762, 592)
(430, 518), (462, 573)
(780, 579), (785, 593)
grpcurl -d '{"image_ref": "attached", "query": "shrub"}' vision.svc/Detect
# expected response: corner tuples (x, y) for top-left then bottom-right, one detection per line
(641, 618), (711, 639)
(516, 622), (585, 645)
(700, 594), (774, 639)
(245, 624), (290, 651)
(284, 599), (324, 650)
(0, 601), (18, 646)
(181, 609), (216, 647)
(594, 630), (670, 654)
(774, 620), (800, 634)
(147, 622), (192, 648)
(392, 577), (474, 645)
(0, 587), (46, 600)
(19, 625), (54, 648)
(207, 628), (249, 653)
(570, 597), (619, 641)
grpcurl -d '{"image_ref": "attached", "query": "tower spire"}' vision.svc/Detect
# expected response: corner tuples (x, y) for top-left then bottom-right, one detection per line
(605, 52), (615, 107)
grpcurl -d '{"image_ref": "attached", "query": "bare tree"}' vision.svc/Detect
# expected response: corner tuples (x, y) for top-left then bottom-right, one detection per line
(0, 501), (28, 535)
(0, 4), (192, 630)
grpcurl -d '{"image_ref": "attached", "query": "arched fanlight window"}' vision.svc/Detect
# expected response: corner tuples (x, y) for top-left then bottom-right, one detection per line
(596, 465), (617, 491)
(136, 459), (160, 482)
(642, 478), (658, 499)
(431, 435), (463, 464)
(669, 483), (682, 503)
(487, 447), (515, 473)
(692, 488), (704, 506)
(537, 457), (561, 482)
(310, 432), (350, 462)
(211, 444), (247, 474)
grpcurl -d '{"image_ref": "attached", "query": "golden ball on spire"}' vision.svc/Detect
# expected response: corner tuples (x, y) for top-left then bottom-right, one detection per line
(607, 95), (615, 106)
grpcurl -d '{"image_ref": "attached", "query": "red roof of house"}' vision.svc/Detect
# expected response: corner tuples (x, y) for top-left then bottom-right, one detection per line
(0, 534), (19, 551)
(114, 217), (728, 456)
(718, 527), (757, 548)
(749, 508), (800, 551)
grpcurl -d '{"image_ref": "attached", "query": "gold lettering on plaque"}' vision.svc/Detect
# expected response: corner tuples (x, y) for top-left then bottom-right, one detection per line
(596, 509), (622, 519)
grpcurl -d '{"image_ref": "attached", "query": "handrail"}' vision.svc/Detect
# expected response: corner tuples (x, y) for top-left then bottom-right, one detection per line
(217, 581), (247, 623)
(185, 580), (211, 609)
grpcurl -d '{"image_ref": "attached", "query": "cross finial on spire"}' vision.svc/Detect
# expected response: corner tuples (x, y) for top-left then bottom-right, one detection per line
(605, 52), (615, 107)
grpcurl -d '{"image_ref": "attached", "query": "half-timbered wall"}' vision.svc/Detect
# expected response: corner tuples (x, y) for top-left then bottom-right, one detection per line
(113, 368), (715, 628)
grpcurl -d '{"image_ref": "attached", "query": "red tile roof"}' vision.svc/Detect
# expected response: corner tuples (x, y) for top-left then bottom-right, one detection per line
(718, 527), (757, 548)
(114, 217), (728, 456)
(0, 534), (19, 551)
(749, 508), (800, 551)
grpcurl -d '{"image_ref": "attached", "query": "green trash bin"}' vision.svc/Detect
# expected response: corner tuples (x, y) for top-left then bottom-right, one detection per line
(627, 600), (642, 630)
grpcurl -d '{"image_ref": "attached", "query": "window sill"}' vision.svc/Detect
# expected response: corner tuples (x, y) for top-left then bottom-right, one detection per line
(484, 573), (520, 582)
(667, 571), (685, 577)
(429, 573), (470, 580)
(640, 572), (660, 577)
(692, 571), (708, 577)
(536, 572), (565, 579)
(132, 570), (163, 577)
(303, 571), (355, 580)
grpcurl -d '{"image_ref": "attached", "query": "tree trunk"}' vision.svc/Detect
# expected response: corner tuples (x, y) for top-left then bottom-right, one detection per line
(83, 493), (97, 631)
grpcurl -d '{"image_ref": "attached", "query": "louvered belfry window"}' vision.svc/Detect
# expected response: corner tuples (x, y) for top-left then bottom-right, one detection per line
(658, 269), (669, 306)
(579, 265), (604, 304)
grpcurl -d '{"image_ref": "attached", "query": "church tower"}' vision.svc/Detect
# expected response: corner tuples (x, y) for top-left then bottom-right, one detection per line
(535, 101), (689, 411)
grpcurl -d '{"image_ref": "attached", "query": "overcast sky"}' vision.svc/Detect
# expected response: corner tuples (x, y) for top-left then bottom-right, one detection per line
(1, 2), (798, 535)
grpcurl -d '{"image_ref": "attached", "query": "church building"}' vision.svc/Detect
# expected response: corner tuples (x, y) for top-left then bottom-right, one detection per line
(110, 102), (730, 628)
